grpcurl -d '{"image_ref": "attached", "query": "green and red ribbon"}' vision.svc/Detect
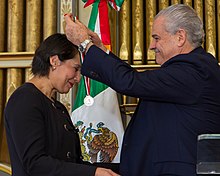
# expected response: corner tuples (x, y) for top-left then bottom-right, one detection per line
(82, 0), (124, 50)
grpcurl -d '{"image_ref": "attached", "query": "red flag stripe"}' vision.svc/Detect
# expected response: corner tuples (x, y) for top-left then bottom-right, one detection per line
(98, 0), (111, 46)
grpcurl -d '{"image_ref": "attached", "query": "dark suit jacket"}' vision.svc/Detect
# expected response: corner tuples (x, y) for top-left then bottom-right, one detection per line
(81, 46), (220, 176)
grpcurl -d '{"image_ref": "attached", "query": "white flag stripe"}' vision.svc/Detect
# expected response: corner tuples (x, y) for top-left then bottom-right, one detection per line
(95, 12), (101, 38)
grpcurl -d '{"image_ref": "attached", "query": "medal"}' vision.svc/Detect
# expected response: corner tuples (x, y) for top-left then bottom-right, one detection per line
(84, 95), (94, 106)
(79, 53), (93, 107)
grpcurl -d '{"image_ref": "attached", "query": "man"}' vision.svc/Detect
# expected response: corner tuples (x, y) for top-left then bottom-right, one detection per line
(65, 4), (220, 176)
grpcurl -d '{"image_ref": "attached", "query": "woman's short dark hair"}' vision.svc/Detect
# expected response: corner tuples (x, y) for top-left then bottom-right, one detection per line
(31, 33), (78, 76)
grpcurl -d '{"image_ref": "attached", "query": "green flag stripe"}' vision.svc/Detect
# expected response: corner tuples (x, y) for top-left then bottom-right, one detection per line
(114, 0), (124, 7)
(88, 2), (99, 31)
(73, 79), (108, 110)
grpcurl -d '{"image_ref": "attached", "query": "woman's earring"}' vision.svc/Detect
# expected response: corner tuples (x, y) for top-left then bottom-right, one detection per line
(52, 66), (56, 71)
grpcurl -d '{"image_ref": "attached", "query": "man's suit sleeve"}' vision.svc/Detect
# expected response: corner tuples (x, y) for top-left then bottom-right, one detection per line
(82, 45), (204, 104)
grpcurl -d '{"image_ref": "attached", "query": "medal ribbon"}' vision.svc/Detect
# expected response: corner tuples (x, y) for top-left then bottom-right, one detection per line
(79, 52), (90, 97)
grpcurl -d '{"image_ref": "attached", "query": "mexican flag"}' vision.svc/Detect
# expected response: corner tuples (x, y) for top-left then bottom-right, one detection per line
(71, 0), (124, 163)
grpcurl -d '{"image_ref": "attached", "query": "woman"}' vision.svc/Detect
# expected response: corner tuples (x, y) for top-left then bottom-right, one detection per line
(4, 33), (119, 176)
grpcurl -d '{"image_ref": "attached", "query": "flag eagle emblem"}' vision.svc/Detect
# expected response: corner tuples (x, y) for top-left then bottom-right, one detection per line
(75, 121), (119, 163)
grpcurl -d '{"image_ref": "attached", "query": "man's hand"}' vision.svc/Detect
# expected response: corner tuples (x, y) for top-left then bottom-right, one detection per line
(88, 30), (107, 52)
(64, 14), (107, 53)
(64, 14), (90, 45)
(95, 167), (120, 176)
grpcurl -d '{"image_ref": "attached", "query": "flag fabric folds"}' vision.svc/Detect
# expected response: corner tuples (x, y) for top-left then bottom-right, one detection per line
(71, 0), (124, 163)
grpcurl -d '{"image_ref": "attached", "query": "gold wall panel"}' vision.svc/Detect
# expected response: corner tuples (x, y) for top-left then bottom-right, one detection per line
(0, 128), (9, 164)
(26, 0), (42, 52)
(0, 82), (9, 165)
(25, 68), (32, 82)
(146, 0), (156, 64)
(205, 0), (216, 57)
(8, 0), (24, 51)
(158, 0), (169, 11)
(171, 0), (181, 4)
(132, 0), (144, 65)
(0, 70), (3, 121)
(0, 0), (6, 51)
(217, 0), (220, 61)
(183, 0), (192, 6)
(43, 0), (57, 39)
(109, 6), (117, 54)
(6, 69), (22, 102)
(119, 0), (131, 63)
(0, 70), (4, 162)
(194, 0), (204, 21)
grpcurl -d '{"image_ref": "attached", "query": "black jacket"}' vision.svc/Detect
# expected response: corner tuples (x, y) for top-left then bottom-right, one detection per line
(4, 83), (97, 176)
(82, 46), (220, 176)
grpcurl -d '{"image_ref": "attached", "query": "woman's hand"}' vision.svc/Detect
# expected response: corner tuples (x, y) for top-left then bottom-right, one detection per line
(95, 167), (120, 176)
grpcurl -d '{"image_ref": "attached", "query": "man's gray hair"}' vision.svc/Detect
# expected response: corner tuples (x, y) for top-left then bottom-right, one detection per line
(155, 4), (205, 48)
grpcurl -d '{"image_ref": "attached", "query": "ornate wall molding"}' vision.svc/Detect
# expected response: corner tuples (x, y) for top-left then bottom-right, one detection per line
(0, 52), (33, 68)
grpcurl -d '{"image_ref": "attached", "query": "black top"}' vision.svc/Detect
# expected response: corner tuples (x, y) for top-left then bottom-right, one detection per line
(4, 83), (97, 176)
